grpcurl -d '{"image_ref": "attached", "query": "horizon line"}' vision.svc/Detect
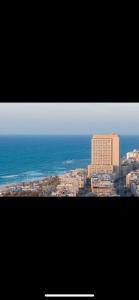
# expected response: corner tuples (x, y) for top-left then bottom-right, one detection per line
(0, 133), (139, 136)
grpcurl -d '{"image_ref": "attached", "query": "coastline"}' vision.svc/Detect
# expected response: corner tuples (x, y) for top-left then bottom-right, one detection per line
(0, 171), (73, 192)
(0, 168), (87, 197)
(0, 172), (67, 190)
(0, 175), (53, 191)
(0, 154), (126, 193)
(0, 168), (78, 191)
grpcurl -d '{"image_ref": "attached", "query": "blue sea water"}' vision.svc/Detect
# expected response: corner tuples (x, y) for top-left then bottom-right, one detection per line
(0, 135), (139, 186)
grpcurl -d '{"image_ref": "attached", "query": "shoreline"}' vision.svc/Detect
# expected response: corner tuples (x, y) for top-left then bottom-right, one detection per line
(0, 168), (84, 190)
(0, 175), (53, 191)
(0, 172), (67, 190)
(0, 171), (73, 192)
(0, 154), (127, 191)
(0, 167), (87, 195)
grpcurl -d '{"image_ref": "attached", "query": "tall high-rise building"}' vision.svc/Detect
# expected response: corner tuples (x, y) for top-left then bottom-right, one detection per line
(88, 133), (120, 178)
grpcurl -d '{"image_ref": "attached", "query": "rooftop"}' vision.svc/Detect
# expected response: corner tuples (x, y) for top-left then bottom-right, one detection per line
(92, 133), (120, 139)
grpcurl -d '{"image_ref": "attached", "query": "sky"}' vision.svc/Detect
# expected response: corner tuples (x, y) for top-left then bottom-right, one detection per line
(0, 102), (139, 135)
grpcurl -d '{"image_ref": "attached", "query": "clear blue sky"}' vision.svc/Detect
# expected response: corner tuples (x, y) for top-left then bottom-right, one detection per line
(0, 102), (138, 135)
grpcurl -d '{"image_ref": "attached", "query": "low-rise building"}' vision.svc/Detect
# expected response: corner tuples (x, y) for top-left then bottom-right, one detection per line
(91, 173), (117, 197)
(54, 169), (87, 196)
(126, 170), (139, 196)
(127, 149), (139, 161)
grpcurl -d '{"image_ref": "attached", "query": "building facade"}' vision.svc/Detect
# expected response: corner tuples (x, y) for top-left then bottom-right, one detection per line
(88, 133), (120, 178)
(91, 173), (116, 196)
(127, 150), (139, 161)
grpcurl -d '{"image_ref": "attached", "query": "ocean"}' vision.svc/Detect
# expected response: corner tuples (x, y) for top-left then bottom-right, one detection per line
(0, 135), (139, 186)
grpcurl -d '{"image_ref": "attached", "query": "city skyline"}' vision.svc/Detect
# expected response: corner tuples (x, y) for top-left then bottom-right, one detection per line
(0, 102), (139, 135)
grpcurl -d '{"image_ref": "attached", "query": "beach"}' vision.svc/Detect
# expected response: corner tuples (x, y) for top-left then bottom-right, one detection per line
(0, 168), (87, 197)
